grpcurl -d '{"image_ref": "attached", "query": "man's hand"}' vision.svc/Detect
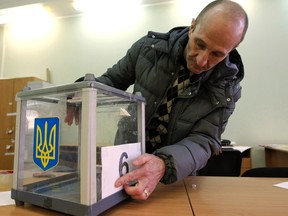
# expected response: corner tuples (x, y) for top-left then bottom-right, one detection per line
(64, 105), (79, 125)
(114, 153), (165, 200)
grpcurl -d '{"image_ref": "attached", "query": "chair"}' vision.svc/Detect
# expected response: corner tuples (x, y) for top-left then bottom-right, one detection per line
(241, 167), (288, 177)
(198, 148), (242, 177)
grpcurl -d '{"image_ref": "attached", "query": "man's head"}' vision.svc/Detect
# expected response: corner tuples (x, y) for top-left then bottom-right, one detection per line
(184, 0), (248, 74)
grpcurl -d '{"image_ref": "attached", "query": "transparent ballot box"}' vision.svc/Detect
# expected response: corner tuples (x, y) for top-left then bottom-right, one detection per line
(11, 80), (145, 215)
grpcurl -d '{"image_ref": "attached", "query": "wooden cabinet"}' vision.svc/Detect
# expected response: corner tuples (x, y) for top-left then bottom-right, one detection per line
(0, 139), (15, 170)
(240, 148), (252, 175)
(0, 77), (42, 170)
(260, 144), (288, 167)
(0, 79), (14, 139)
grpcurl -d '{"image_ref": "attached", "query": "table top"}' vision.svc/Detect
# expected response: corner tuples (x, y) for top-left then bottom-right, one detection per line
(103, 180), (192, 216)
(0, 180), (192, 216)
(0, 184), (64, 216)
(260, 144), (288, 153)
(185, 176), (288, 216)
(1, 176), (288, 216)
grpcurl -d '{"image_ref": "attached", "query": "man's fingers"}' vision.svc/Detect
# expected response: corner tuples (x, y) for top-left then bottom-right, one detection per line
(115, 170), (139, 187)
(132, 153), (151, 166)
(64, 106), (79, 126)
(123, 180), (150, 201)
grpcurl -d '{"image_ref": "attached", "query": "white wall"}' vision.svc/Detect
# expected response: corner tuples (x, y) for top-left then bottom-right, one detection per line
(0, 1), (208, 82)
(222, 0), (288, 166)
(1, 0), (288, 167)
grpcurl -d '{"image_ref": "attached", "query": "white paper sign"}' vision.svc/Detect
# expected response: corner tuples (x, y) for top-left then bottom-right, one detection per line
(101, 143), (141, 199)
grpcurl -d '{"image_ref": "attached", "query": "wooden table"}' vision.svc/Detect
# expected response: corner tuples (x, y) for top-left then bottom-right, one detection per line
(185, 176), (288, 216)
(1, 177), (288, 215)
(260, 144), (288, 167)
(103, 180), (192, 216)
(0, 180), (192, 216)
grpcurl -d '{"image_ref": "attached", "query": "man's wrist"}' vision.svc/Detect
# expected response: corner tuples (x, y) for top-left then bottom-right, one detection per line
(154, 153), (177, 184)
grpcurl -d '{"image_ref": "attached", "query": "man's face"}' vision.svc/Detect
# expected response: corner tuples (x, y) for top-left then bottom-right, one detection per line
(184, 17), (243, 74)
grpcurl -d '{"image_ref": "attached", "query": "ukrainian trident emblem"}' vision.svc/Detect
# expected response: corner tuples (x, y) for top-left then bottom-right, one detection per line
(33, 117), (59, 171)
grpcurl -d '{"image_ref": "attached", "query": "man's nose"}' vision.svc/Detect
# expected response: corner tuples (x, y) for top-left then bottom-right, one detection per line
(197, 51), (209, 68)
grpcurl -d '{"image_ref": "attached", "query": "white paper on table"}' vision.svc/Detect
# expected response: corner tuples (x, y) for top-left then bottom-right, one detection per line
(274, 182), (288, 189)
(101, 142), (141, 199)
(0, 191), (15, 206)
(222, 145), (252, 153)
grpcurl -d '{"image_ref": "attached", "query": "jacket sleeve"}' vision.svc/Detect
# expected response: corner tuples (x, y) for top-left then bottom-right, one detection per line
(154, 83), (241, 184)
(154, 107), (228, 183)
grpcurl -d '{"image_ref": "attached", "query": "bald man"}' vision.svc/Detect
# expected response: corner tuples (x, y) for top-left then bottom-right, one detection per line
(68, 0), (248, 200)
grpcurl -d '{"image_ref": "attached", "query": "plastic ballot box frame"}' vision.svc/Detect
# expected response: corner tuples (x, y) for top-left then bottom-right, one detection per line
(11, 78), (145, 216)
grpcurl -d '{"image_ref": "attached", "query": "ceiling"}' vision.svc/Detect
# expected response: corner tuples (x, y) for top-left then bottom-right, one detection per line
(0, 0), (172, 18)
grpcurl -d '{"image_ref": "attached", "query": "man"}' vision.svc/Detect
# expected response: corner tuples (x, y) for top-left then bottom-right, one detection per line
(66, 0), (248, 200)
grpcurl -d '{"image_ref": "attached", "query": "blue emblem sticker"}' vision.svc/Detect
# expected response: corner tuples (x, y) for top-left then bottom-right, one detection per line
(33, 117), (59, 171)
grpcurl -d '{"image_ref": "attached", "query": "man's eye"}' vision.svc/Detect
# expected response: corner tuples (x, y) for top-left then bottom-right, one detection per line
(213, 52), (225, 57)
(196, 43), (205, 49)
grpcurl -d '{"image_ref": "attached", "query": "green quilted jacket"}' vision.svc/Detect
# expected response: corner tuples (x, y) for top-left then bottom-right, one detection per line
(94, 26), (244, 183)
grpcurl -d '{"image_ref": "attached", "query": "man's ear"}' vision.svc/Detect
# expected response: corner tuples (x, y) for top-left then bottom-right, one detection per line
(189, 18), (196, 33)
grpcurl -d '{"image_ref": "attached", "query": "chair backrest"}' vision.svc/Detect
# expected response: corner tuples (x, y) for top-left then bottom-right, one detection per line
(241, 167), (288, 177)
(198, 149), (242, 177)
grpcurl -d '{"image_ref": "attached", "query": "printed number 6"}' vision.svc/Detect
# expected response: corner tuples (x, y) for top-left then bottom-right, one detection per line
(119, 152), (129, 177)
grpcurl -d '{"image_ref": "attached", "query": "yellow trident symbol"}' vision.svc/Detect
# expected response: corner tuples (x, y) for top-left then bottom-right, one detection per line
(35, 121), (57, 168)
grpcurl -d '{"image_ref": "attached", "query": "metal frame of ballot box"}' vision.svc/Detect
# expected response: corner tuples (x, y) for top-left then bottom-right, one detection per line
(11, 79), (146, 216)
